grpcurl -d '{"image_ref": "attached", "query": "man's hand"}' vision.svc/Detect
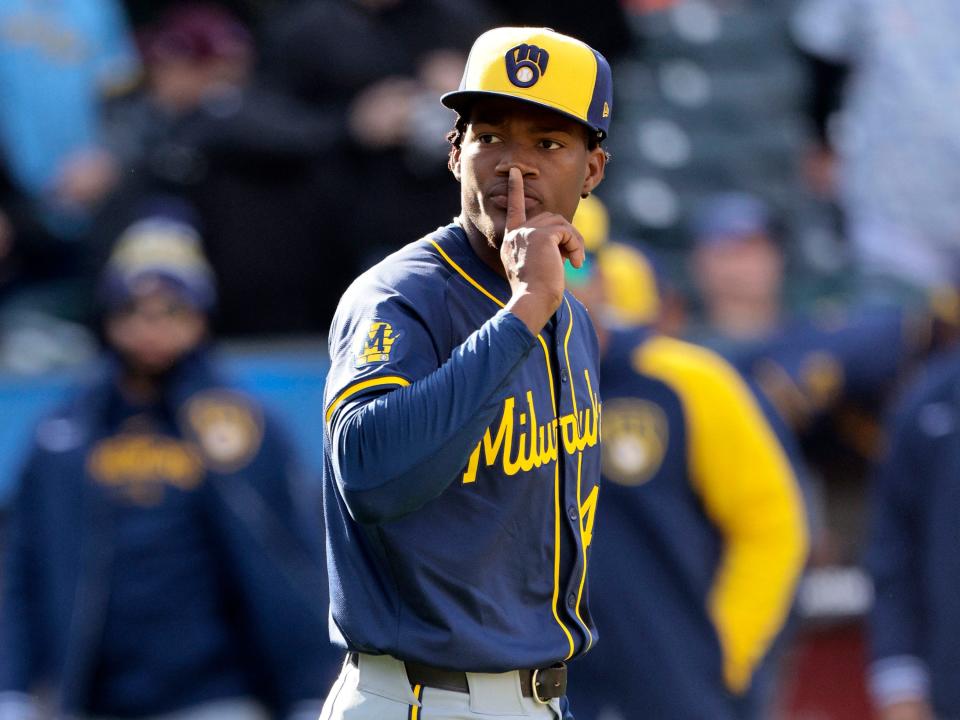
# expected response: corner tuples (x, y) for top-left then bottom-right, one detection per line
(880, 699), (934, 720)
(501, 167), (585, 334)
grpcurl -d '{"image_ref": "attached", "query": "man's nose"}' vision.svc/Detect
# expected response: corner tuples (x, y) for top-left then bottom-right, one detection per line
(494, 144), (538, 177)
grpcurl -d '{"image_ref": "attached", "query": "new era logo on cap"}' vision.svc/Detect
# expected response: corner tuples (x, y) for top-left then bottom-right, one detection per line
(442, 27), (613, 139)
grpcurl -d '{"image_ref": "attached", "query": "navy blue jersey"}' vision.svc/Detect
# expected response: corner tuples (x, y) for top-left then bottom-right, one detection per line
(0, 352), (336, 717)
(693, 307), (923, 431)
(567, 327), (807, 720)
(322, 223), (602, 672)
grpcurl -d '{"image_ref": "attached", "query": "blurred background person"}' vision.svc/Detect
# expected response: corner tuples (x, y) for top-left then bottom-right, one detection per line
(97, 2), (346, 337)
(793, 0), (960, 298)
(0, 0), (140, 376)
(103, 2), (257, 171)
(0, 0), (139, 321)
(865, 345), (960, 720)
(0, 200), (338, 720)
(596, 0), (841, 308)
(258, 0), (494, 269)
(565, 196), (809, 720)
(686, 192), (786, 348)
(684, 192), (950, 567)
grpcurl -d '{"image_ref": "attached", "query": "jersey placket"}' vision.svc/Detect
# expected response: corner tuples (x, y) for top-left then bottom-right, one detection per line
(552, 298), (594, 653)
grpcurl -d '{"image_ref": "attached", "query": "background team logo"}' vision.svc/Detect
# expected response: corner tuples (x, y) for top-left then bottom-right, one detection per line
(505, 43), (549, 88)
(601, 398), (669, 486)
(182, 392), (264, 473)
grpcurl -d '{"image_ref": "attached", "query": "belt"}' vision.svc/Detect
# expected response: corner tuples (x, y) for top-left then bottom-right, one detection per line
(347, 653), (567, 704)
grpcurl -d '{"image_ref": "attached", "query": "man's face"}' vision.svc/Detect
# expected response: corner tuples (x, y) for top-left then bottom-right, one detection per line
(106, 284), (207, 376)
(694, 232), (784, 306)
(452, 97), (606, 247)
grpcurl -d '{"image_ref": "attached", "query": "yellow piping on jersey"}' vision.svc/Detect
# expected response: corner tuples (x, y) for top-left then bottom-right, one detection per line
(325, 376), (411, 423)
(562, 296), (594, 651)
(551, 457), (575, 659)
(430, 239), (505, 308)
(429, 238), (560, 411)
(430, 237), (575, 659)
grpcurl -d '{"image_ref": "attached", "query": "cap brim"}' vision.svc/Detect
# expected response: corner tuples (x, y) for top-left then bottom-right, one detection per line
(441, 90), (606, 139)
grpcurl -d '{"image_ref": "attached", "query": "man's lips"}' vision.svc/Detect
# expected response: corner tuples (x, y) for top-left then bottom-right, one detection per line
(488, 192), (541, 213)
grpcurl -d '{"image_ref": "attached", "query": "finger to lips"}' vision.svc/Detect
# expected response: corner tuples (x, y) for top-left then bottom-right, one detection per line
(506, 167), (526, 231)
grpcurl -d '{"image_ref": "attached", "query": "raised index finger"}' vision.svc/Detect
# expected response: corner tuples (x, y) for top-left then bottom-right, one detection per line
(505, 167), (526, 231)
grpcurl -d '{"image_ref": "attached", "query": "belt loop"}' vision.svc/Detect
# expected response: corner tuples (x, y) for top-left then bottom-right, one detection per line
(354, 653), (420, 706)
(466, 671), (527, 715)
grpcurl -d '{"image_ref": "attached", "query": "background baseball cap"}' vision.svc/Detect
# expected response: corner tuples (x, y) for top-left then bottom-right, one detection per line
(99, 210), (216, 313)
(140, 3), (252, 65)
(569, 195), (662, 326)
(442, 27), (613, 139)
(690, 191), (773, 246)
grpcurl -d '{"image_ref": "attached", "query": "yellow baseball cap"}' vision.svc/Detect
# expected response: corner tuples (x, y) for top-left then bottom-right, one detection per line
(600, 243), (661, 326)
(572, 193), (610, 253)
(442, 27), (613, 139)
(571, 195), (661, 325)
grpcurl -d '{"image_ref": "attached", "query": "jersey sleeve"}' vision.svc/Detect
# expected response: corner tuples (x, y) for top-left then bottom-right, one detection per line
(637, 337), (810, 694)
(0, 452), (41, 696)
(750, 307), (920, 429)
(324, 278), (537, 524)
(324, 289), (442, 426)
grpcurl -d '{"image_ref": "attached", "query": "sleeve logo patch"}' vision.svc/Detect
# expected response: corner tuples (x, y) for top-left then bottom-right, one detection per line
(357, 321), (400, 367)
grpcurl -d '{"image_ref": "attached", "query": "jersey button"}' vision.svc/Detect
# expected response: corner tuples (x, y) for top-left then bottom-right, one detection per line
(567, 593), (577, 609)
(560, 368), (569, 383)
(567, 505), (578, 521)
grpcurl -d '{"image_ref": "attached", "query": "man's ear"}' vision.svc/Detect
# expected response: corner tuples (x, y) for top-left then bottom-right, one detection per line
(581, 146), (607, 197)
(450, 146), (462, 182)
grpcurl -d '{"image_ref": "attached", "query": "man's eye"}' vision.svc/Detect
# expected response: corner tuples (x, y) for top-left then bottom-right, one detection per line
(540, 139), (563, 150)
(478, 134), (502, 144)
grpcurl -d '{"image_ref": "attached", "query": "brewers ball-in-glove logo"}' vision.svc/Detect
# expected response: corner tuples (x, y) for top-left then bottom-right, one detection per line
(601, 398), (668, 486)
(505, 43), (549, 88)
(357, 320), (400, 367)
(182, 392), (264, 473)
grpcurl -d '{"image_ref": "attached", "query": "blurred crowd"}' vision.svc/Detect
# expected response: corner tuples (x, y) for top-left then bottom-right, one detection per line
(3, 0), (960, 719)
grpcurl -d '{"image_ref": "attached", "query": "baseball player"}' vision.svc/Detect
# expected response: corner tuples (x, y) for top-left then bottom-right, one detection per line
(563, 225), (809, 720)
(320, 27), (611, 720)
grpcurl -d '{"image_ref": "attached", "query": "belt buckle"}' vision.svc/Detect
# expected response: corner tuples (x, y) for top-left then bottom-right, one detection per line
(530, 668), (549, 705)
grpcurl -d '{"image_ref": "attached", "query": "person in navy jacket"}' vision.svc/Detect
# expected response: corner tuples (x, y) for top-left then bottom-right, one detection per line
(564, 198), (809, 720)
(866, 345), (960, 720)
(0, 207), (336, 720)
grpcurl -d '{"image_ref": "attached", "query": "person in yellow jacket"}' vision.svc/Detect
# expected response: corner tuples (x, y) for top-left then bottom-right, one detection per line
(565, 196), (809, 719)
